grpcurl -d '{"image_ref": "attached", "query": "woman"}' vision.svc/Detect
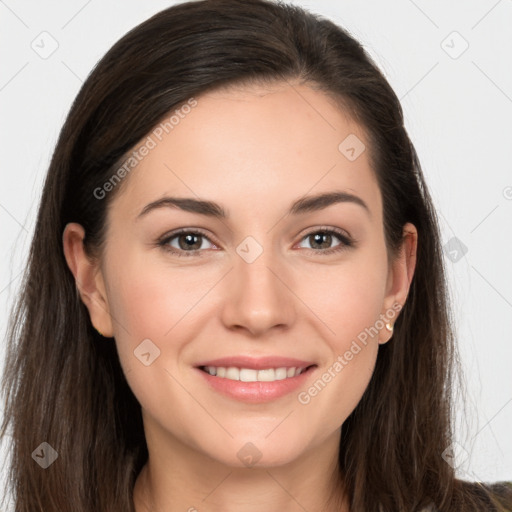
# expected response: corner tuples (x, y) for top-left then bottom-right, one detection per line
(1, 0), (511, 510)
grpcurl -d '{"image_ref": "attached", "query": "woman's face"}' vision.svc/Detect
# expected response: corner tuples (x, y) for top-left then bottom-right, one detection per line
(66, 80), (416, 469)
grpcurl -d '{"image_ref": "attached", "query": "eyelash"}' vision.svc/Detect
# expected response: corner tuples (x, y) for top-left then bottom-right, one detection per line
(156, 227), (355, 258)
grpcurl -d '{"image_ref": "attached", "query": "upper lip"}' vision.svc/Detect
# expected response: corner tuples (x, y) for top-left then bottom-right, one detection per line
(195, 356), (317, 370)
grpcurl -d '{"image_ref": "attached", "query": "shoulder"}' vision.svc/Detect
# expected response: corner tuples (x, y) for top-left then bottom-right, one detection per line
(420, 481), (512, 511)
(459, 480), (512, 511)
(486, 481), (512, 510)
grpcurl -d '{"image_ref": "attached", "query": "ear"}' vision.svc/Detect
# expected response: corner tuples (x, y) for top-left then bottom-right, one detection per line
(62, 222), (114, 337)
(379, 222), (418, 344)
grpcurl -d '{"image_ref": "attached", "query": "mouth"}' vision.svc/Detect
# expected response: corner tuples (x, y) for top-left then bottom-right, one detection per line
(198, 364), (315, 382)
(194, 359), (318, 403)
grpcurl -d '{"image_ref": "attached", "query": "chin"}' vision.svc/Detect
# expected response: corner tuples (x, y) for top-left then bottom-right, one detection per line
(203, 436), (306, 469)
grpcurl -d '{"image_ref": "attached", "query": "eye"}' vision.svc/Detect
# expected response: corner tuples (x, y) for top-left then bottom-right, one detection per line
(296, 227), (354, 255)
(157, 229), (216, 257)
(157, 227), (355, 258)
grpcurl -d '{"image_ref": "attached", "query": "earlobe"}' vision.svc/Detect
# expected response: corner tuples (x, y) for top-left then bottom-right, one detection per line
(62, 223), (114, 337)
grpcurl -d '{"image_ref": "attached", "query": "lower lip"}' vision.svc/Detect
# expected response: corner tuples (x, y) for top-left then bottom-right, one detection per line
(195, 366), (317, 403)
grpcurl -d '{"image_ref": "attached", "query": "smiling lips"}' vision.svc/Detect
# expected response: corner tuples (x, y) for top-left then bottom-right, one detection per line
(195, 356), (317, 402)
(201, 365), (308, 382)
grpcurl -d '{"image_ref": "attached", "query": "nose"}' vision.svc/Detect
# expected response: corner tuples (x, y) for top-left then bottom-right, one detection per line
(220, 248), (296, 337)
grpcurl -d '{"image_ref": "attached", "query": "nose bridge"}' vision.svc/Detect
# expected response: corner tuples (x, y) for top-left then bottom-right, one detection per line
(220, 235), (295, 334)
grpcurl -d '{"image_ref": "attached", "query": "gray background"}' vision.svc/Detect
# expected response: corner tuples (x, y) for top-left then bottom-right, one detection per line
(1, 0), (511, 505)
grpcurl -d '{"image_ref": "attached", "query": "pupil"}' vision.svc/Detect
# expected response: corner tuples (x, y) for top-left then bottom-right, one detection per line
(180, 234), (200, 250)
(313, 232), (331, 249)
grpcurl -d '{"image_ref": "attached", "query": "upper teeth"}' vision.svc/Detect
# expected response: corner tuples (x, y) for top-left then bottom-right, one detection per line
(203, 366), (306, 382)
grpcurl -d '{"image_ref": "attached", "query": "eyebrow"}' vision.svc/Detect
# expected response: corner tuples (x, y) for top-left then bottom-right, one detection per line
(136, 190), (370, 220)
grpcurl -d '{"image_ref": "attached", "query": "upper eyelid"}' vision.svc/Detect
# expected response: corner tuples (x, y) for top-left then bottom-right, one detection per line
(159, 228), (218, 246)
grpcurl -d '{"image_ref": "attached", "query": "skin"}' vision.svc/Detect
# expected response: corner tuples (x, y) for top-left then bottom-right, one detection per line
(63, 80), (417, 512)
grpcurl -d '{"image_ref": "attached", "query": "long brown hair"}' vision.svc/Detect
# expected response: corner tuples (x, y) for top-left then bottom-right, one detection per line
(1, 0), (511, 510)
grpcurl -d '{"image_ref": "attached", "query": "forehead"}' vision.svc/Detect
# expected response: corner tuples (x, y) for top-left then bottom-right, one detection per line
(108, 80), (381, 221)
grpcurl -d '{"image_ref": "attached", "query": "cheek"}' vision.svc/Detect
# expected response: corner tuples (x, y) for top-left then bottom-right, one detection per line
(103, 250), (224, 398)
(101, 252), (175, 368)
(293, 247), (388, 422)
(298, 244), (389, 345)
(105, 248), (214, 342)
(103, 256), (201, 424)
